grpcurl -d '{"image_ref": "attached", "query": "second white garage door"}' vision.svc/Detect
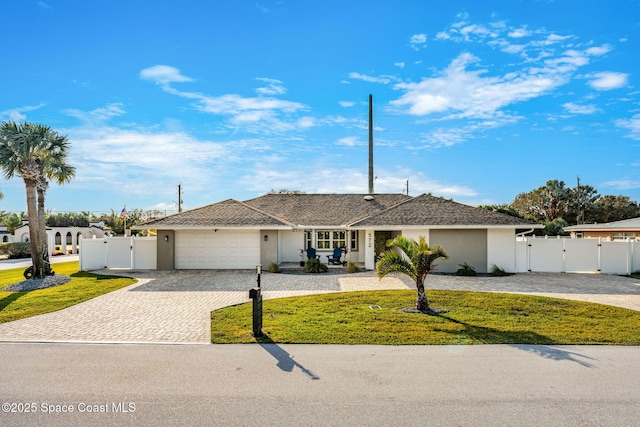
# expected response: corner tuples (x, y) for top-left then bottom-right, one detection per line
(175, 230), (260, 269)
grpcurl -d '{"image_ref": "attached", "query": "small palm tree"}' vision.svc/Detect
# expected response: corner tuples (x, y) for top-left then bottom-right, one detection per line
(376, 235), (448, 312)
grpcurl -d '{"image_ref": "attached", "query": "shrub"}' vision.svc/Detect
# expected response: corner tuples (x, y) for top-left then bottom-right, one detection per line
(267, 262), (280, 273)
(490, 264), (509, 277)
(4, 242), (31, 259)
(346, 260), (361, 273)
(304, 258), (328, 273)
(456, 262), (477, 276)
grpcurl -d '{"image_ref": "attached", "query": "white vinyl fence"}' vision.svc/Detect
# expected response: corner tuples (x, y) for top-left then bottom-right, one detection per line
(79, 236), (156, 270)
(516, 237), (640, 274)
(80, 235), (638, 275)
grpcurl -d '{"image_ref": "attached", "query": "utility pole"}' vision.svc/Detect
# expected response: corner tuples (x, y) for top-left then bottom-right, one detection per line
(368, 94), (374, 195)
(577, 176), (583, 224)
(177, 184), (183, 213)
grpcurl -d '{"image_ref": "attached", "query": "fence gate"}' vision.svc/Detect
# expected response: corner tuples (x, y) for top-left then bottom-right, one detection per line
(80, 236), (157, 270)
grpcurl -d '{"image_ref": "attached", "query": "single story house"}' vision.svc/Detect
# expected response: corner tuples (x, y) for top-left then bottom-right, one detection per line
(7, 220), (111, 253)
(563, 217), (640, 241)
(136, 193), (540, 273)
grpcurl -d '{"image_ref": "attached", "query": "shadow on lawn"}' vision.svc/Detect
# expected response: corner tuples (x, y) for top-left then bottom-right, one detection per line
(258, 336), (320, 380)
(0, 291), (28, 311)
(437, 314), (595, 367)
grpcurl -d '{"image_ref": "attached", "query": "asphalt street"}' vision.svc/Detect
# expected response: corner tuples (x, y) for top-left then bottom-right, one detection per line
(1, 343), (639, 426)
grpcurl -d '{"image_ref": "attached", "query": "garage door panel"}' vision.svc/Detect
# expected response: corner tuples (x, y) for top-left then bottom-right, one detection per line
(175, 230), (260, 269)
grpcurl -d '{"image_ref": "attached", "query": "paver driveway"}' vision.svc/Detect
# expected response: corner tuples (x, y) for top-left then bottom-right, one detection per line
(0, 269), (639, 344)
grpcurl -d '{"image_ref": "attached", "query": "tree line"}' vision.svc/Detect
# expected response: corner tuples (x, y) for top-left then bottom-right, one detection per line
(480, 179), (640, 235)
(0, 209), (170, 235)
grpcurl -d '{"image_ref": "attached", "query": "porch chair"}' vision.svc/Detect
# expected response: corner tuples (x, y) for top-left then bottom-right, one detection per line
(306, 248), (320, 260)
(327, 247), (347, 266)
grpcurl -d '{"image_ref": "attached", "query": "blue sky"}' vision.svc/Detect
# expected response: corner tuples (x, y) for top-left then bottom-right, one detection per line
(1, 0), (639, 215)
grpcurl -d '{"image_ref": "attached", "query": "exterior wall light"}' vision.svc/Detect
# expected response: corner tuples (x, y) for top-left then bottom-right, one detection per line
(264, 234), (268, 241)
(164, 235), (169, 242)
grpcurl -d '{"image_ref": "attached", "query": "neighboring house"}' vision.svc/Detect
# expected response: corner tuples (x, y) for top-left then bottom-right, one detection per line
(564, 217), (640, 241)
(0, 224), (11, 243)
(137, 193), (540, 273)
(9, 220), (111, 254)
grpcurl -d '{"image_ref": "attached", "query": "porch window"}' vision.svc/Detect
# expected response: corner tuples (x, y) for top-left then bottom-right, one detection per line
(350, 231), (359, 251)
(332, 231), (346, 248)
(315, 230), (350, 249)
(317, 231), (331, 249)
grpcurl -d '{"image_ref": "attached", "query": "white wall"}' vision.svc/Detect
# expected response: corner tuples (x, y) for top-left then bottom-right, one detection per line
(279, 229), (305, 263)
(487, 229), (516, 273)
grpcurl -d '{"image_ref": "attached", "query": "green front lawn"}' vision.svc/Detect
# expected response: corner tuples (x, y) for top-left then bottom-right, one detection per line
(211, 290), (640, 345)
(0, 261), (136, 323)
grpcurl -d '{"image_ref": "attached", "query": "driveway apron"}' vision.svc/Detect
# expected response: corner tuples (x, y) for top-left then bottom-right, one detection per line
(0, 270), (639, 344)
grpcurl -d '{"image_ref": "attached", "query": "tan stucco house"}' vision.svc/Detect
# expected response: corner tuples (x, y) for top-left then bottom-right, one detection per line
(136, 193), (540, 273)
(564, 217), (640, 241)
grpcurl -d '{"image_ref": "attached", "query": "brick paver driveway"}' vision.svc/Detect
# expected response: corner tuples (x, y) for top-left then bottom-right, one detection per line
(0, 269), (639, 344)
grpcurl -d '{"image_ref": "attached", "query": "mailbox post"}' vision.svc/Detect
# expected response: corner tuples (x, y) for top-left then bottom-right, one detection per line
(249, 264), (263, 337)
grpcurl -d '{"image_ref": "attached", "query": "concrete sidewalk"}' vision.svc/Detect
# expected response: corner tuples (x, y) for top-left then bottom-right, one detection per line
(0, 254), (79, 270)
(0, 269), (639, 344)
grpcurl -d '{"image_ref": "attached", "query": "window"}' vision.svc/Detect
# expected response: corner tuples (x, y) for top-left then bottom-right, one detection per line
(350, 231), (359, 251)
(332, 231), (346, 248)
(314, 230), (349, 249)
(317, 231), (331, 249)
(612, 232), (636, 241)
(305, 231), (312, 249)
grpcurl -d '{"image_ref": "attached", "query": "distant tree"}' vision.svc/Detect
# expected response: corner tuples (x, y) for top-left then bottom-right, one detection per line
(266, 189), (306, 194)
(46, 212), (91, 227)
(376, 236), (448, 313)
(567, 184), (599, 224)
(541, 218), (570, 236)
(478, 204), (523, 218)
(592, 195), (640, 223)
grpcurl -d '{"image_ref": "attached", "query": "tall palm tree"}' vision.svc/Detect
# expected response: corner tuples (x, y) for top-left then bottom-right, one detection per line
(376, 235), (448, 312)
(0, 121), (75, 279)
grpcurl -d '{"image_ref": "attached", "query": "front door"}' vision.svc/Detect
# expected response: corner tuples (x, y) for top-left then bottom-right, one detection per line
(374, 231), (393, 260)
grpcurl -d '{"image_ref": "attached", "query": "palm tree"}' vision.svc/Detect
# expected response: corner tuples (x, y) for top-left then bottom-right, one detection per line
(376, 235), (448, 312)
(0, 121), (75, 279)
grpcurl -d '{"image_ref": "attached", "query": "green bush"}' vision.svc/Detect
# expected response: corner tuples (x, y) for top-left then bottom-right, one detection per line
(490, 264), (509, 277)
(346, 260), (361, 273)
(304, 258), (328, 273)
(456, 262), (477, 276)
(267, 262), (280, 273)
(0, 242), (31, 259)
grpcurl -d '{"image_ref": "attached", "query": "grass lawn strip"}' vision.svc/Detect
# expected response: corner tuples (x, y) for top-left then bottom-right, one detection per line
(0, 261), (137, 324)
(211, 290), (640, 345)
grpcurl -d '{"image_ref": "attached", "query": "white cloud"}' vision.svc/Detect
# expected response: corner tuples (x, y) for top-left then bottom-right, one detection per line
(139, 65), (194, 85)
(508, 27), (530, 38)
(616, 114), (640, 139)
(585, 44), (612, 56)
(255, 77), (286, 95)
(1, 104), (45, 122)
(336, 136), (361, 146)
(410, 33), (427, 50)
(600, 179), (640, 190)
(395, 62), (405, 68)
(390, 52), (564, 119)
(563, 102), (599, 115)
(64, 103), (126, 123)
(339, 101), (355, 107)
(586, 72), (629, 90)
(348, 72), (395, 84)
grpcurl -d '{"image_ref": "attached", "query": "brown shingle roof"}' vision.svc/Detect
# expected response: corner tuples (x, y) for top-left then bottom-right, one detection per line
(349, 194), (539, 227)
(141, 199), (293, 228)
(140, 193), (539, 229)
(243, 193), (412, 226)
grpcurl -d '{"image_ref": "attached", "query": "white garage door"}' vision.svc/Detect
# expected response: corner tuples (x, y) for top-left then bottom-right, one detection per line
(175, 230), (260, 269)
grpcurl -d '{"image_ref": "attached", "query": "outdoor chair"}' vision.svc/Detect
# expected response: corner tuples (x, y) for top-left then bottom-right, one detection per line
(306, 248), (320, 260)
(327, 247), (347, 266)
